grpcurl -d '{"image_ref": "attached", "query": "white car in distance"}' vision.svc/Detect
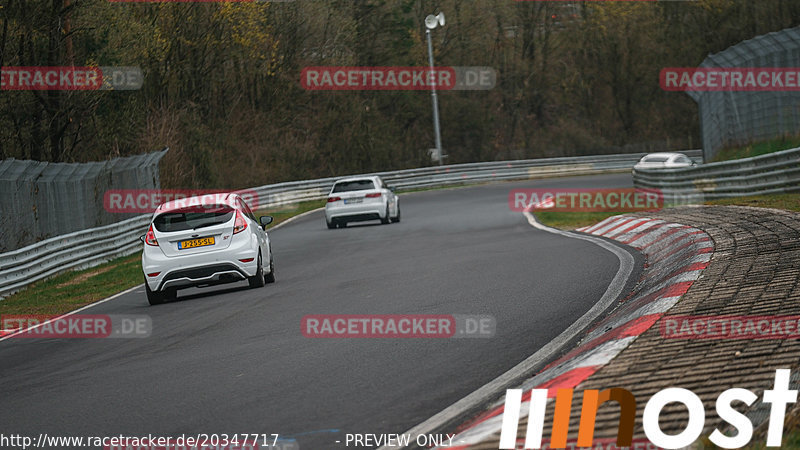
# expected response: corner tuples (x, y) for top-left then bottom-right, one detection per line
(325, 176), (400, 229)
(141, 192), (274, 305)
(633, 152), (696, 171)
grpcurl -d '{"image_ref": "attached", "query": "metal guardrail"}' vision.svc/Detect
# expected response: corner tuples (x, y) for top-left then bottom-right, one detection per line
(0, 215), (150, 298)
(0, 150), (701, 299)
(251, 151), (703, 207)
(633, 147), (800, 202)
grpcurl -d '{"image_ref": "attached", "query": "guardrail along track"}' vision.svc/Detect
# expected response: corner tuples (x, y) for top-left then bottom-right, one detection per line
(633, 146), (800, 202)
(0, 150), (701, 299)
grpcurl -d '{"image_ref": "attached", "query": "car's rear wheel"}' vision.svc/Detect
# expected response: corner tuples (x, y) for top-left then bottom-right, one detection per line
(391, 205), (401, 223)
(380, 205), (391, 224)
(326, 220), (336, 229)
(265, 256), (275, 284)
(145, 280), (165, 306)
(248, 253), (266, 288)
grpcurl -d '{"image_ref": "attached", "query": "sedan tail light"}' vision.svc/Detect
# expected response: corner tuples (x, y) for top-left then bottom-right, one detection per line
(365, 193), (382, 198)
(233, 210), (248, 234)
(327, 196), (342, 203)
(144, 225), (159, 246)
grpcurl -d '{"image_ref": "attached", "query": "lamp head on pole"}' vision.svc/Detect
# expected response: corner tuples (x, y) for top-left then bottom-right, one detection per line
(425, 12), (445, 30)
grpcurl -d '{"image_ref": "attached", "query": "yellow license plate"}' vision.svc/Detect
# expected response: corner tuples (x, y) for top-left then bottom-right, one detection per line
(179, 237), (215, 249)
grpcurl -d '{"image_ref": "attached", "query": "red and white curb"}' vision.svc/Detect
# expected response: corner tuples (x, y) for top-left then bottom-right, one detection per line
(436, 216), (713, 449)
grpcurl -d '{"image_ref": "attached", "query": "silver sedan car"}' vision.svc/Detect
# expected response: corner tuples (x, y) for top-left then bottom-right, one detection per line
(633, 152), (696, 171)
(325, 176), (400, 229)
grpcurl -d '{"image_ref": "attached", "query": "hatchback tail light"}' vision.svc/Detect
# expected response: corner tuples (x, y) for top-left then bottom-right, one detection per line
(144, 225), (159, 246)
(233, 210), (248, 234)
(365, 193), (382, 198)
(327, 196), (342, 203)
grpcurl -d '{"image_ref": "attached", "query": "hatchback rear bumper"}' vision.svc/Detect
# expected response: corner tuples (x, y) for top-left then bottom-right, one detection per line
(155, 263), (249, 291)
(142, 234), (260, 291)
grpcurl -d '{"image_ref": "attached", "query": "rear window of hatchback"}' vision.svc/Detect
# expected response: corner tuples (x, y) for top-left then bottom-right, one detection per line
(332, 180), (375, 193)
(154, 205), (234, 232)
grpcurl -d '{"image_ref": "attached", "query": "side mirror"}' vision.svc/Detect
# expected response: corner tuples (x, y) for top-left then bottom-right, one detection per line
(259, 216), (274, 228)
(139, 235), (146, 243)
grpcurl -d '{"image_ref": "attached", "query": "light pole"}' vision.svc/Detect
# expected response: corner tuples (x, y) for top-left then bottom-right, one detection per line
(425, 12), (445, 165)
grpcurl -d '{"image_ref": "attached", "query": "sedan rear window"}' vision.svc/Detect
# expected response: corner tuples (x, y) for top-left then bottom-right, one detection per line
(332, 180), (375, 193)
(154, 206), (234, 232)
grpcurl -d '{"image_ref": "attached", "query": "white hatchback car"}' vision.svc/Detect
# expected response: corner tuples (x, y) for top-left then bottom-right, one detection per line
(141, 193), (274, 305)
(325, 176), (400, 229)
(633, 152), (696, 171)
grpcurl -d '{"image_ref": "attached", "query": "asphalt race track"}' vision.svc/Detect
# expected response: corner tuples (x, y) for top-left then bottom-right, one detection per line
(0, 174), (639, 450)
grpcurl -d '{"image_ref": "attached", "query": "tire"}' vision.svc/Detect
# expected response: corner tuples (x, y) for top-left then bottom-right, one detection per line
(326, 220), (336, 229)
(391, 205), (401, 223)
(248, 253), (266, 288)
(145, 280), (165, 306)
(265, 257), (276, 284)
(380, 205), (391, 224)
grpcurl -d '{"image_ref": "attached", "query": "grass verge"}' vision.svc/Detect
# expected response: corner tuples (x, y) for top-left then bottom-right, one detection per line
(712, 136), (800, 162)
(0, 254), (142, 319)
(533, 211), (623, 230)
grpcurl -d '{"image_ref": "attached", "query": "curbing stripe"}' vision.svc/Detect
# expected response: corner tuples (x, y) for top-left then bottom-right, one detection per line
(603, 217), (645, 238)
(598, 217), (637, 236)
(604, 217), (649, 238)
(582, 216), (619, 234)
(593, 218), (633, 236)
(617, 219), (666, 242)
